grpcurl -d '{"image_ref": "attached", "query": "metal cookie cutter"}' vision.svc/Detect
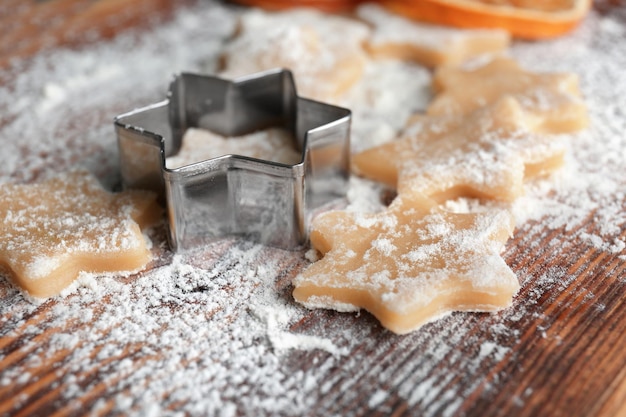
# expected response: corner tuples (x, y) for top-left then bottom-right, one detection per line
(114, 69), (351, 251)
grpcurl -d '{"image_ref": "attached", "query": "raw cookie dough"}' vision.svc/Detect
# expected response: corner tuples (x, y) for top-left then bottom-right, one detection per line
(428, 57), (588, 133)
(0, 171), (161, 298)
(220, 8), (370, 102)
(357, 3), (510, 68)
(293, 190), (519, 334)
(166, 127), (302, 169)
(352, 97), (566, 203)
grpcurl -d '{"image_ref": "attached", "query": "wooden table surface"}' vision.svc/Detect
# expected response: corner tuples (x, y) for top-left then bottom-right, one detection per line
(1, 1), (625, 416)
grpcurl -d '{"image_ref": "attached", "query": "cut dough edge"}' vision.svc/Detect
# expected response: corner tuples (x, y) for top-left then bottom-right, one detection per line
(293, 282), (519, 335)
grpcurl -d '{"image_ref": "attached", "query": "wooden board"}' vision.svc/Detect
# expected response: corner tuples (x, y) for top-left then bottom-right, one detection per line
(0, 0), (187, 69)
(1, 1), (625, 416)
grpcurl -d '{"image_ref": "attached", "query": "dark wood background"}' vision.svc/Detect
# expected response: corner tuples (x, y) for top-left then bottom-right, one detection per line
(1, 1), (625, 416)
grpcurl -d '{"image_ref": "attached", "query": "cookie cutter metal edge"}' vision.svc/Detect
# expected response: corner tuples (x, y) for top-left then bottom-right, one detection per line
(114, 69), (351, 251)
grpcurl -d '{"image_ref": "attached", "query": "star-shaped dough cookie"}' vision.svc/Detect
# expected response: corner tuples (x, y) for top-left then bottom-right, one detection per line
(357, 3), (510, 68)
(352, 97), (565, 204)
(0, 171), (161, 298)
(220, 8), (369, 101)
(292, 190), (519, 334)
(428, 57), (588, 133)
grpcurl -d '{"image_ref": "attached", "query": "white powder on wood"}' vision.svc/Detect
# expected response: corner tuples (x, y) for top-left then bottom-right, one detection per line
(0, 3), (624, 417)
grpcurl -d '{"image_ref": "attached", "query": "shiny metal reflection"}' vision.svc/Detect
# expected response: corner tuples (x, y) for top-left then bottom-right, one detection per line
(114, 69), (351, 251)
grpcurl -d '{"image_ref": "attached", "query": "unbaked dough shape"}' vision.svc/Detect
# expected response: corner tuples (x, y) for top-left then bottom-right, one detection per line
(166, 127), (302, 169)
(428, 57), (588, 133)
(292, 190), (519, 334)
(0, 171), (161, 298)
(220, 8), (370, 102)
(352, 97), (566, 204)
(357, 3), (510, 68)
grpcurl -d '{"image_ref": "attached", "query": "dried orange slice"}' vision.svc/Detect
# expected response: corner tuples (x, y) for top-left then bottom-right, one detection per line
(380, 0), (592, 39)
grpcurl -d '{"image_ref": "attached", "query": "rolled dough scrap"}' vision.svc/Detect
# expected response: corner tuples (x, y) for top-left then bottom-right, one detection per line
(352, 97), (566, 204)
(428, 57), (588, 133)
(220, 8), (369, 102)
(0, 171), (161, 298)
(166, 127), (302, 169)
(357, 3), (510, 68)
(293, 190), (519, 334)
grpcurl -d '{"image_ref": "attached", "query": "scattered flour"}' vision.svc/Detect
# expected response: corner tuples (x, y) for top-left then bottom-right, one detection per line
(0, 2), (624, 417)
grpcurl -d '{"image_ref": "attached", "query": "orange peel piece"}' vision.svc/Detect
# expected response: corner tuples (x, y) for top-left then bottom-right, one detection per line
(293, 190), (519, 334)
(0, 171), (161, 298)
(428, 57), (588, 134)
(380, 0), (592, 39)
(352, 97), (566, 203)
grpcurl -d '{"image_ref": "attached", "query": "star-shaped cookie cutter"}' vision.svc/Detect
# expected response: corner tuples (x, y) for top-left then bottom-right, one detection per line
(114, 69), (351, 251)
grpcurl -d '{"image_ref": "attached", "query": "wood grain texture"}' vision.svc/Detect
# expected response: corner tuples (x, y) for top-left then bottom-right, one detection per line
(0, 0), (188, 68)
(0, 1), (625, 416)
